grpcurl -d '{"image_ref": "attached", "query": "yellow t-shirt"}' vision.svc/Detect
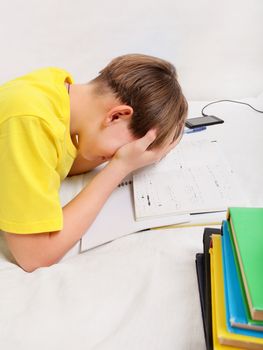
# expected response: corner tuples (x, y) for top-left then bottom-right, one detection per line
(0, 67), (77, 234)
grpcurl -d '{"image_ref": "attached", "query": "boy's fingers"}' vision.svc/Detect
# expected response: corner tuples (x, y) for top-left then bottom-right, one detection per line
(138, 129), (157, 150)
(166, 140), (177, 153)
(156, 135), (181, 160)
(164, 132), (182, 153)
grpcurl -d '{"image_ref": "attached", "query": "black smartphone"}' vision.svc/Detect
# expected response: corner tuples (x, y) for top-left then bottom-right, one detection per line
(185, 115), (224, 129)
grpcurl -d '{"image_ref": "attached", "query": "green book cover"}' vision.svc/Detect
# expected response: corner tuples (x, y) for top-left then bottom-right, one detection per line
(228, 207), (263, 321)
(227, 221), (263, 328)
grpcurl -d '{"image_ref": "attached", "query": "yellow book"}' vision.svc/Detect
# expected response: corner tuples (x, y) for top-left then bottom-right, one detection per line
(210, 235), (263, 350)
(211, 241), (243, 350)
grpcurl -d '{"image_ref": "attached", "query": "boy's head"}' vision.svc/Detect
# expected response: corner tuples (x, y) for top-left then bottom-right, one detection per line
(91, 54), (188, 149)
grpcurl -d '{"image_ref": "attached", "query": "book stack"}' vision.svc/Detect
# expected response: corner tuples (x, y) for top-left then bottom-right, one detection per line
(196, 207), (263, 349)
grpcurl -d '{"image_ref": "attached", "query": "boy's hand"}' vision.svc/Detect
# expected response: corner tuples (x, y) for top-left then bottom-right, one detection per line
(111, 129), (179, 174)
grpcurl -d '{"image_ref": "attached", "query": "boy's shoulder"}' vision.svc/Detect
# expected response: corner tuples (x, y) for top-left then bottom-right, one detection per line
(0, 67), (73, 127)
(20, 67), (73, 86)
(2, 67), (73, 87)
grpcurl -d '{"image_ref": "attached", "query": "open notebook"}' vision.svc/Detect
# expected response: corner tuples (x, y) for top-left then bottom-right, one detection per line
(59, 171), (189, 253)
(60, 136), (247, 252)
(133, 137), (248, 220)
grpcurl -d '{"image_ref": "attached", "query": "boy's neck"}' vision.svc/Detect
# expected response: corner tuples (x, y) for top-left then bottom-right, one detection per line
(68, 83), (124, 141)
(68, 84), (90, 137)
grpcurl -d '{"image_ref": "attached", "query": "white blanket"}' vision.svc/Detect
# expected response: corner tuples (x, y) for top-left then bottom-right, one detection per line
(1, 95), (263, 349)
(0, 227), (206, 350)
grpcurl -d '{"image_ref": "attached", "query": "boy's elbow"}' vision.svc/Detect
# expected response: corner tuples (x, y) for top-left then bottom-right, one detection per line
(22, 265), (36, 273)
(19, 261), (40, 273)
(16, 252), (59, 273)
(13, 251), (57, 273)
(18, 258), (54, 273)
(4, 231), (59, 273)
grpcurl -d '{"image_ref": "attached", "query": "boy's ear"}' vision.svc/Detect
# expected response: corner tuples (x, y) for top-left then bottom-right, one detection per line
(103, 105), (133, 126)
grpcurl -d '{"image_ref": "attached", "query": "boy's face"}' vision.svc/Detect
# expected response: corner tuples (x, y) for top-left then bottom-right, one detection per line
(77, 102), (136, 162)
(71, 86), (136, 162)
(79, 122), (136, 162)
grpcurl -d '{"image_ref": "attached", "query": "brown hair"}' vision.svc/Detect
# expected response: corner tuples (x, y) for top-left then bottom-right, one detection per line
(92, 54), (188, 147)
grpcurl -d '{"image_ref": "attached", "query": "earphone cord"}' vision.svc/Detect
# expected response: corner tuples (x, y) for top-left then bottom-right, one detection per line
(201, 99), (263, 116)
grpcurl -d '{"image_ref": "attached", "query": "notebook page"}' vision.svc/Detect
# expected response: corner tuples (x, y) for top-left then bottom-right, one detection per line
(80, 181), (189, 252)
(59, 166), (189, 252)
(133, 138), (247, 220)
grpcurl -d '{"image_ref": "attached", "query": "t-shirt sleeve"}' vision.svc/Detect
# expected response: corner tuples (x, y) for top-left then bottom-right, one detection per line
(0, 116), (63, 234)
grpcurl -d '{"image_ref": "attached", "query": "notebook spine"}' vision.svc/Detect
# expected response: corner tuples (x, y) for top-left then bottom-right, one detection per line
(118, 180), (133, 187)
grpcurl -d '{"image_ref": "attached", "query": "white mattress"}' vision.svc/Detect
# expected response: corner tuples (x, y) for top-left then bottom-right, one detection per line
(0, 226), (207, 350)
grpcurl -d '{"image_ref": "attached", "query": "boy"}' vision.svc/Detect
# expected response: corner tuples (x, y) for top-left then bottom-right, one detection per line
(0, 54), (188, 272)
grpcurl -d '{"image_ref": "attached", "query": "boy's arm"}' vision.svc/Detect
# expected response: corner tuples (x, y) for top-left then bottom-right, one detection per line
(4, 130), (177, 272)
(4, 159), (128, 272)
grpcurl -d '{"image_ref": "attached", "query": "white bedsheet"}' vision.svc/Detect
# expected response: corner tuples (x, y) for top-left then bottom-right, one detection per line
(1, 95), (262, 349)
(0, 227), (207, 350)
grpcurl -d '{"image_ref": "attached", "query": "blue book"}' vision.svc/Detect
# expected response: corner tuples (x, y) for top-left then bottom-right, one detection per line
(222, 220), (263, 333)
